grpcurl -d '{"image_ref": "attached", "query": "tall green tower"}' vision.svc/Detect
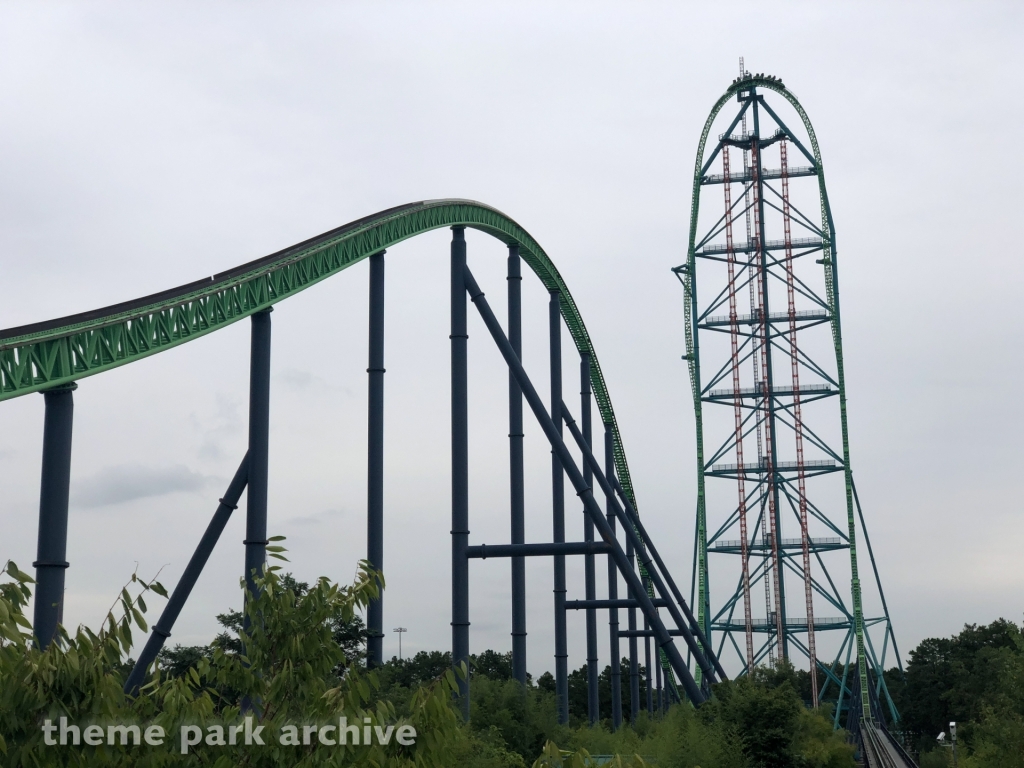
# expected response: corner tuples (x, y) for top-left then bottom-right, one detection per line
(677, 67), (903, 728)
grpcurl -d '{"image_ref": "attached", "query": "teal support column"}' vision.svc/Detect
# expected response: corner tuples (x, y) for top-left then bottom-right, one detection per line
(367, 250), (386, 668)
(582, 353), (599, 725)
(508, 245), (528, 686)
(606, 423), (623, 728)
(550, 291), (569, 724)
(244, 309), (272, 627)
(33, 382), (76, 650)
(451, 226), (471, 720)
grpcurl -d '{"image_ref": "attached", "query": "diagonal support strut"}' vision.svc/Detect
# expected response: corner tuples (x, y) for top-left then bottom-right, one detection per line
(561, 401), (727, 684)
(124, 453), (250, 695)
(463, 264), (708, 704)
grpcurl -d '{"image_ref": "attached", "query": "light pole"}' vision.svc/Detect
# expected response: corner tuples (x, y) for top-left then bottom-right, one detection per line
(393, 627), (408, 660)
(937, 722), (957, 768)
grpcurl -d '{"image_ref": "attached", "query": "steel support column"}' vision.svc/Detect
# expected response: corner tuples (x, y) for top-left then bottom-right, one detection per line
(645, 629), (653, 713)
(550, 290), (569, 724)
(581, 353), (599, 725)
(367, 250), (386, 669)
(244, 309), (272, 627)
(464, 265), (705, 703)
(33, 383), (76, 650)
(451, 226), (471, 719)
(560, 402), (725, 681)
(655, 655), (663, 714)
(605, 423), (623, 728)
(508, 245), (527, 687)
(627, 535), (640, 722)
(616, 420), (639, 718)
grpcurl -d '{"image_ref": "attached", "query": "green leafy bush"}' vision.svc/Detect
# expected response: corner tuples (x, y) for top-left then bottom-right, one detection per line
(0, 556), (873, 768)
(0, 559), (465, 767)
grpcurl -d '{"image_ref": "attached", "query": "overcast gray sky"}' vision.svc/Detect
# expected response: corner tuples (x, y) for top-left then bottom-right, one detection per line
(1, 1), (1021, 680)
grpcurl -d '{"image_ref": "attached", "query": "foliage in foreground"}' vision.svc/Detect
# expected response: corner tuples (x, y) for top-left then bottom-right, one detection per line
(0, 559), (464, 766)
(371, 649), (854, 768)
(545, 670), (855, 768)
(369, 666), (854, 768)
(0, 556), (863, 768)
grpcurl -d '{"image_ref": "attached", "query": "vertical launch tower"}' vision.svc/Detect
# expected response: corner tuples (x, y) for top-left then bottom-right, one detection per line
(677, 63), (902, 726)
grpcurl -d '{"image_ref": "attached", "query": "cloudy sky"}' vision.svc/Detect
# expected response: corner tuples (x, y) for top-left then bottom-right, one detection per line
(1, 1), (1021, 681)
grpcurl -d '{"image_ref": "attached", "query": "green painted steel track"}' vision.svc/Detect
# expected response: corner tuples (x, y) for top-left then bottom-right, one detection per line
(0, 199), (639, 509)
(681, 76), (872, 717)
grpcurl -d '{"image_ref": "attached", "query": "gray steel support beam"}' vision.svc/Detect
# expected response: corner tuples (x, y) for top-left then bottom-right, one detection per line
(463, 265), (706, 704)
(33, 383), (76, 650)
(507, 245), (527, 687)
(124, 455), (249, 694)
(619, 629), (686, 638)
(561, 402), (726, 682)
(622, 520), (638, 724)
(627, 530), (640, 722)
(645, 629), (653, 713)
(609, 472), (728, 683)
(656, 656), (663, 715)
(451, 226), (470, 719)
(468, 542), (612, 559)
(367, 250), (386, 669)
(581, 352), (599, 725)
(605, 423), (623, 728)
(567, 598), (669, 610)
(244, 309), (272, 628)
(550, 290), (569, 724)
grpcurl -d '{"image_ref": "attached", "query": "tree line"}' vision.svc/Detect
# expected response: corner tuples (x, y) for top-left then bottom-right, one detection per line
(9, 555), (1021, 766)
(885, 617), (1024, 766)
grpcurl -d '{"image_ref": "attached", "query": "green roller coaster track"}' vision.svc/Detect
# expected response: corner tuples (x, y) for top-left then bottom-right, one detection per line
(0, 199), (640, 512)
(680, 75), (874, 720)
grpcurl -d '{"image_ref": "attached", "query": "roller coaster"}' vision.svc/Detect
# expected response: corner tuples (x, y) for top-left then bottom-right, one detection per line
(0, 73), (915, 765)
